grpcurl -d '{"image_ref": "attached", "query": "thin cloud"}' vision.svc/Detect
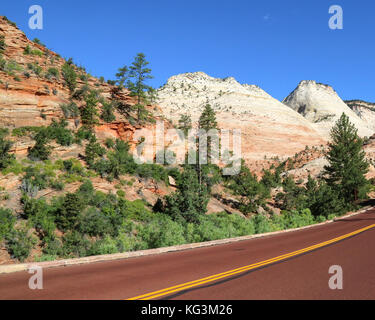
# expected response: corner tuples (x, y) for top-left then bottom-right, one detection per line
(263, 14), (271, 21)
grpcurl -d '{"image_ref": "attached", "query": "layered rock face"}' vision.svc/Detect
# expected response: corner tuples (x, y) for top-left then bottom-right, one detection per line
(0, 17), (67, 127)
(345, 100), (375, 131)
(0, 16), (166, 153)
(283, 80), (373, 138)
(157, 72), (326, 168)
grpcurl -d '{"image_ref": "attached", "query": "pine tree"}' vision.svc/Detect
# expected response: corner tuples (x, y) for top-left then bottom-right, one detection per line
(229, 161), (268, 215)
(164, 165), (209, 223)
(115, 65), (129, 89)
(323, 113), (370, 203)
(56, 193), (85, 231)
(178, 114), (192, 137)
(100, 100), (116, 123)
(127, 53), (154, 120)
(198, 103), (218, 163)
(85, 136), (106, 167)
(197, 104), (219, 186)
(28, 129), (52, 161)
(146, 87), (158, 105)
(198, 103), (218, 132)
(80, 90), (99, 128)
(309, 182), (346, 218)
(61, 62), (77, 93)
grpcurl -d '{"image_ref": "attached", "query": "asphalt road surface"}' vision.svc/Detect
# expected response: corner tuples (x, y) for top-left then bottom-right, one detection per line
(1, 209), (375, 300)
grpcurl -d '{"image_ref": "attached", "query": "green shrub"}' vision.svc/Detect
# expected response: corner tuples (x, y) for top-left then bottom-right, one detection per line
(136, 163), (168, 183)
(3, 16), (17, 27)
(23, 45), (31, 55)
(0, 208), (15, 241)
(32, 209), (56, 241)
(0, 130), (15, 170)
(117, 190), (125, 198)
(42, 237), (63, 256)
(227, 162), (268, 215)
(309, 183), (347, 218)
(78, 179), (95, 199)
(50, 179), (65, 191)
(1, 159), (25, 175)
(194, 213), (255, 241)
(75, 127), (94, 142)
(27, 62), (42, 77)
(85, 136), (106, 167)
(28, 129), (52, 161)
(116, 222), (148, 252)
(6, 228), (36, 262)
(79, 74), (88, 82)
(62, 159), (74, 172)
(0, 35), (6, 53)
(56, 193), (86, 231)
(0, 57), (6, 71)
(24, 45), (43, 57)
(2, 60), (22, 76)
(100, 101), (116, 123)
(114, 199), (152, 222)
(271, 209), (315, 230)
(163, 166), (209, 224)
(61, 231), (91, 258)
(48, 119), (74, 146)
(32, 38), (45, 46)
(61, 62), (77, 93)
(80, 90), (99, 126)
(46, 67), (59, 80)
(12, 126), (42, 137)
(138, 214), (186, 249)
(194, 217), (227, 241)
(89, 236), (119, 255)
(72, 84), (90, 100)
(252, 214), (273, 234)
(35, 254), (58, 262)
(22, 166), (49, 190)
(105, 138), (115, 149)
(79, 207), (113, 237)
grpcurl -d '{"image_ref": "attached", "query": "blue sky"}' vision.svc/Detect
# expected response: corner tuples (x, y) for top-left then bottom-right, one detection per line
(2, 0), (375, 101)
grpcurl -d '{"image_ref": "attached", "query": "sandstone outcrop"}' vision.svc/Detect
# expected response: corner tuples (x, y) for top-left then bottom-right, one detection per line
(345, 100), (375, 131)
(157, 72), (326, 170)
(0, 16), (166, 155)
(283, 80), (373, 138)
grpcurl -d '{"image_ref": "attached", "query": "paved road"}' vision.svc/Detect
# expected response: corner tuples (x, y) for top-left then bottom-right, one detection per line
(1, 209), (375, 300)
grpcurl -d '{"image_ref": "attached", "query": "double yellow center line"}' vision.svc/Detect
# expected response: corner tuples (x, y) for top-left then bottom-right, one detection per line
(127, 223), (375, 300)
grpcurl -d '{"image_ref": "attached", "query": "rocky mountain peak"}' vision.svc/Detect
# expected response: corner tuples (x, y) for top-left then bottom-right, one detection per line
(283, 80), (340, 107)
(283, 80), (373, 137)
(345, 100), (375, 130)
(297, 80), (334, 90)
(157, 72), (275, 116)
(157, 72), (325, 167)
